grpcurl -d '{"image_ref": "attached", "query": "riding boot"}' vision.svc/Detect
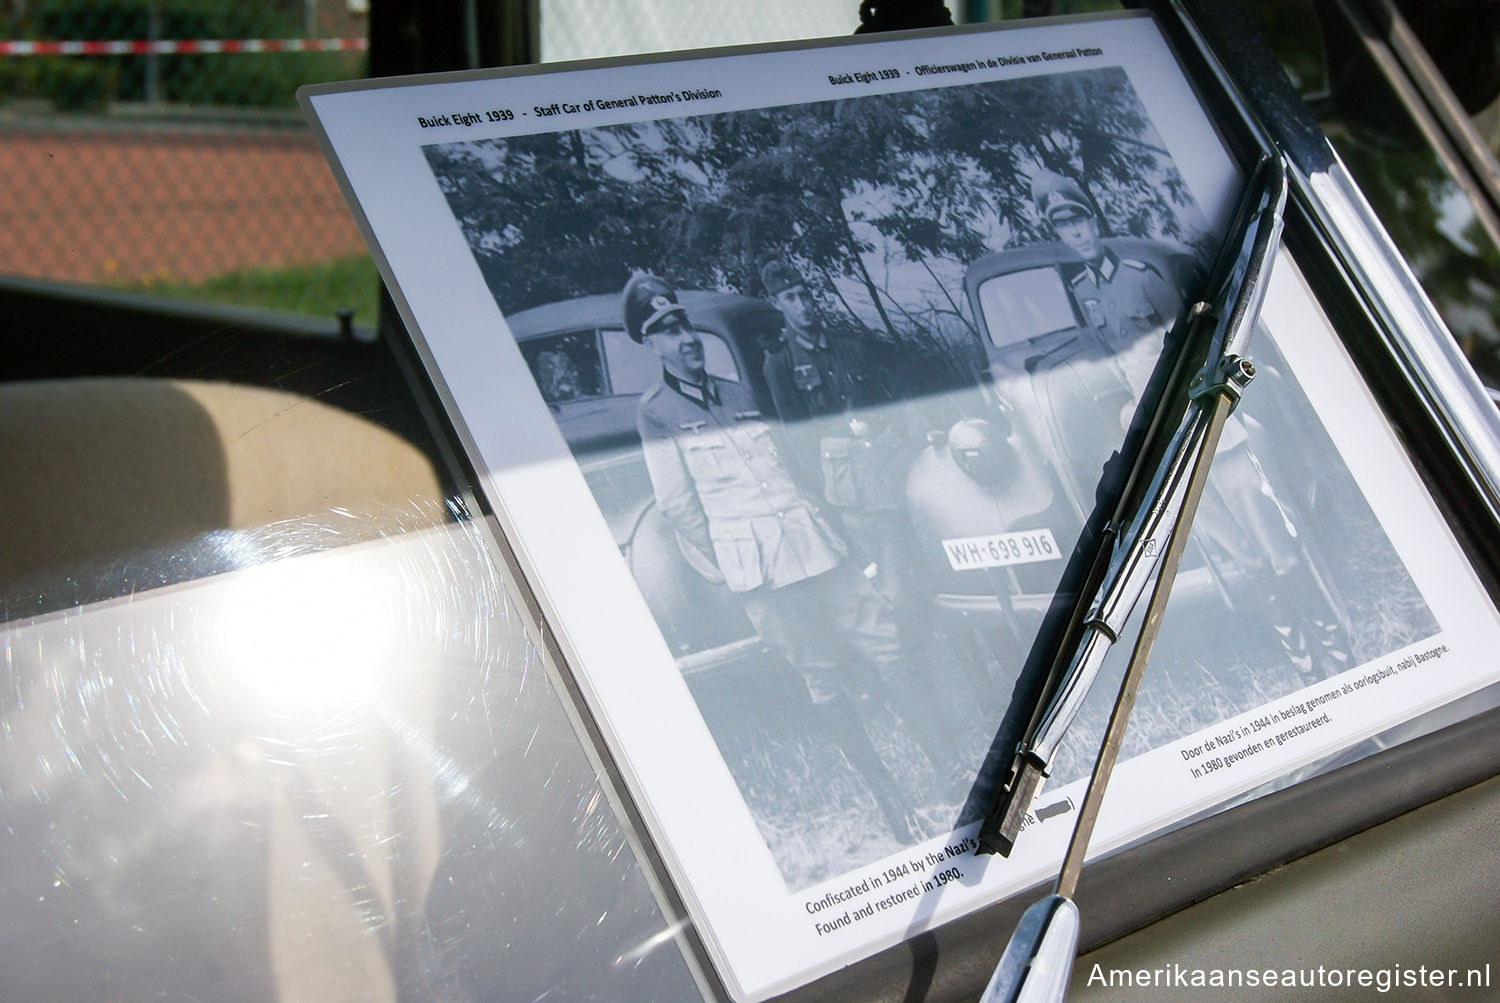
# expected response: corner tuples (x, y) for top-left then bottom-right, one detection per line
(816, 695), (922, 844)
(1265, 577), (1351, 681)
(875, 661), (963, 780)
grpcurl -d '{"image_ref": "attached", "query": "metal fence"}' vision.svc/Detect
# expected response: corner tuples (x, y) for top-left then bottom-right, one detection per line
(7, 0), (1498, 365)
(0, 2), (373, 321)
(0, 1), (874, 325)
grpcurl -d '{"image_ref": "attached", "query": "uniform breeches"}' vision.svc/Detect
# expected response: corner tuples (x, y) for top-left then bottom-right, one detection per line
(741, 564), (901, 704)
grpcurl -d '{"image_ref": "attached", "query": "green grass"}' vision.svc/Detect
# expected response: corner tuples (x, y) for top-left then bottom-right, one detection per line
(121, 255), (383, 327)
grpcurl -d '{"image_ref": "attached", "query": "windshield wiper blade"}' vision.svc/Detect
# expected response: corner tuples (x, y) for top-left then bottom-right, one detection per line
(976, 154), (1289, 1003)
(978, 154), (1290, 858)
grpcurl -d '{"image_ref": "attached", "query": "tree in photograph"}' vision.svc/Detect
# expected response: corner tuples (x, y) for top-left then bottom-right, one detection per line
(423, 67), (1205, 328)
(923, 67), (1196, 248)
(424, 131), (687, 312)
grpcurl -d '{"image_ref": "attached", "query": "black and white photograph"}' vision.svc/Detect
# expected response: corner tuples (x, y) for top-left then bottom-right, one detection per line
(300, 16), (1500, 997)
(420, 66), (1433, 889)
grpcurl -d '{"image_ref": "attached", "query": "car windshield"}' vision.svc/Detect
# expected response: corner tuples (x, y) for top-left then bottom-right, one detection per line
(975, 266), (1080, 350)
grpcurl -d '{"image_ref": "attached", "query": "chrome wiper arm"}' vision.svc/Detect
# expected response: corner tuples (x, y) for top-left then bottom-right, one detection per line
(979, 155), (1290, 858)
(976, 154), (1289, 1003)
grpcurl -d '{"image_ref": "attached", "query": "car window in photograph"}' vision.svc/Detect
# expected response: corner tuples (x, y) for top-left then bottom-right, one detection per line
(522, 331), (607, 402)
(601, 328), (740, 396)
(976, 266), (1080, 349)
(701, 332), (739, 383)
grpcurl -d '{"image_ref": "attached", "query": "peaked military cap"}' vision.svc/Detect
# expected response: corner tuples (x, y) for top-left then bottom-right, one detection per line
(1031, 170), (1095, 223)
(622, 273), (687, 343)
(760, 258), (807, 299)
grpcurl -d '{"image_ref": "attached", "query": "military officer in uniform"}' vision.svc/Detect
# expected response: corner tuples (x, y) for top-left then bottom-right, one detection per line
(759, 259), (910, 605)
(1033, 170), (1184, 441)
(625, 273), (945, 841)
(1034, 171), (1183, 348)
(1032, 173), (1350, 678)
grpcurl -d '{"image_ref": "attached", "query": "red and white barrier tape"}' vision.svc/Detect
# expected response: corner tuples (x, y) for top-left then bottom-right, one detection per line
(0, 37), (367, 56)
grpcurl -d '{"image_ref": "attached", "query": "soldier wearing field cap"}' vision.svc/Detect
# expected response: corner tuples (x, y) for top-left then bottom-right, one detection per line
(626, 271), (948, 841)
(1033, 170), (1183, 368)
(759, 258), (910, 605)
(1029, 177), (1350, 679)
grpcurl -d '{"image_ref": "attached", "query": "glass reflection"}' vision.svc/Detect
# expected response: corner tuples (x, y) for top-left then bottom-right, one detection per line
(210, 553), (395, 713)
(0, 510), (697, 1000)
(1244, 0), (1500, 387)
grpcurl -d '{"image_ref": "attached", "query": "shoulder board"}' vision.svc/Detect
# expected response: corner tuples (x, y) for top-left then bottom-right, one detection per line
(639, 383), (665, 404)
(1069, 270), (1089, 286)
(1119, 258), (1165, 278)
(735, 409), (763, 421)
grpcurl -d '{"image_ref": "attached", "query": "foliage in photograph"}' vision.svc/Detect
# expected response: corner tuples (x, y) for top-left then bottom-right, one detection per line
(424, 67), (1208, 339)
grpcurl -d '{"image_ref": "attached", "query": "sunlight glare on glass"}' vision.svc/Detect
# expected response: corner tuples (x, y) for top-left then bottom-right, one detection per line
(211, 554), (394, 712)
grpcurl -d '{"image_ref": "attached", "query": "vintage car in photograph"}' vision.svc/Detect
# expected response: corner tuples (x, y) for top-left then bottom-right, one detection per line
(905, 238), (1200, 638)
(903, 237), (1357, 695)
(505, 245), (1359, 706)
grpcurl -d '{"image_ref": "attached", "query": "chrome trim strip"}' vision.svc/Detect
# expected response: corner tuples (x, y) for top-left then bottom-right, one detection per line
(1170, 0), (1500, 527)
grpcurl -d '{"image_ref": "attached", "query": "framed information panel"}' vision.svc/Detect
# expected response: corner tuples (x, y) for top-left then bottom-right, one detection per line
(301, 12), (1500, 999)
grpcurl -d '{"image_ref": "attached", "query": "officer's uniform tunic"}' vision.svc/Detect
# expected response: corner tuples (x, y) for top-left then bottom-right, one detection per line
(1069, 249), (1183, 392)
(762, 327), (913, 614)
(1063, 248), (1347, 677)
(762, 328), (905, 510)
(762, 329), (873, 423)
(637, 371), (901, 702)
(637, 371), (844, 591)
(1069, 250), (1181, 339)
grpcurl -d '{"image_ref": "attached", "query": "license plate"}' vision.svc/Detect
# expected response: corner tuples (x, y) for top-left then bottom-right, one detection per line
(943, 528), (1061, 571)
